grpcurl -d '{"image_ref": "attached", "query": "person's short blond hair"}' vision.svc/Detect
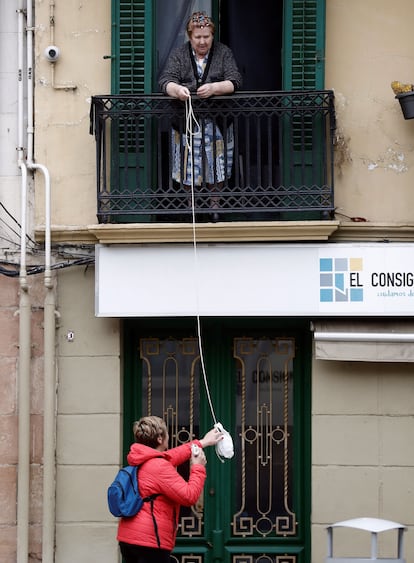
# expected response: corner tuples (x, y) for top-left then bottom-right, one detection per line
(132, 416), (168, 448)
(187, 11), (215, 36)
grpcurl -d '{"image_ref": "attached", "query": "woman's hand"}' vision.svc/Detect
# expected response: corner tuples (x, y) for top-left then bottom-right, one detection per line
(199, 427), (223, 448)
(197, 80), (235, 98)
(191, 448), (207, 466)
(166, 82), (190, 101)
(196, 83), (216, 98)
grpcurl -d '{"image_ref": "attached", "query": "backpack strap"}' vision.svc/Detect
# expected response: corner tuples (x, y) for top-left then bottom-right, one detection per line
(148, 496), (161, 548)
(138, 460), (162, 548)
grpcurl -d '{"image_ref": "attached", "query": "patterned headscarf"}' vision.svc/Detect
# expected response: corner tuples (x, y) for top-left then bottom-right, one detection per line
(187, 11), (215, 34)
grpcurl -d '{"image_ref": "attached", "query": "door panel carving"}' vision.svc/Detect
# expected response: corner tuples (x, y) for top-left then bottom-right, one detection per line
(140, 337), (203, 536)
(233, 338), (296, 537)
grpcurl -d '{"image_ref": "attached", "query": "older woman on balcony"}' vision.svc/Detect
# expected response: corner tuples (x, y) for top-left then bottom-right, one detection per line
(158, 11), (242, 221)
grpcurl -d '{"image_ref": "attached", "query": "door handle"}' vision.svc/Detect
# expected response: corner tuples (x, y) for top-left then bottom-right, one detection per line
(211, 530), (223, 559)
(209, 487), (215, 496)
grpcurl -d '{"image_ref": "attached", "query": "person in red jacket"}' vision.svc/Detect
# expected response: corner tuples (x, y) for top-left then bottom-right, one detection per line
(117, 415), (223, 563)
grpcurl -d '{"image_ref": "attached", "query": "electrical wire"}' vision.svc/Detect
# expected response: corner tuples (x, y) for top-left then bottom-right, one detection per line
(0, 218), (24, 246)
(0, 233), (21, 246)
(0, 256), (94, 277)
(0, 201), (37, 246)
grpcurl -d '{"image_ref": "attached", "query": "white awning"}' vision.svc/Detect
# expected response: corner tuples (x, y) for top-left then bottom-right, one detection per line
(312, 321), (414, 362)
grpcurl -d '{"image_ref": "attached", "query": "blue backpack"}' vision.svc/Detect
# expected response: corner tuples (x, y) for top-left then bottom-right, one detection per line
(107, 465), (159, 518)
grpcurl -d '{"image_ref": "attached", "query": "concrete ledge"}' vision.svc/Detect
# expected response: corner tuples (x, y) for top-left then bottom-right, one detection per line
(36, 220), (340, 244)
(35, 221), (414, 245)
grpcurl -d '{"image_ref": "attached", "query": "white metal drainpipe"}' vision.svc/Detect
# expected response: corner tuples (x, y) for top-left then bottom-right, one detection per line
(26, 1), (57, 560)
(17, 2), (56, 562)
(16, 4), (31, 563)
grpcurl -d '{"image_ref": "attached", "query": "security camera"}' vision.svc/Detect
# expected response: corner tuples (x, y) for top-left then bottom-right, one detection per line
(44, 45), (60, 62)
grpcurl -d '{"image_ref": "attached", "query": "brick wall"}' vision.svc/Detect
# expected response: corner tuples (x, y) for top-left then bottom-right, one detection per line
(0, 273), (46, 563)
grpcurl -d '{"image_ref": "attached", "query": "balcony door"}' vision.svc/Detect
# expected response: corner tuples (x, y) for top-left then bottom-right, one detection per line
(123, 319), (311, 563)
(112, 0), (325, 94)
(110, 1), (326, 222)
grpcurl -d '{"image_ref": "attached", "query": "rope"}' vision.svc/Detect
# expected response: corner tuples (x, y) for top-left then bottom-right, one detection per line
(183, 97), (235, 462)
(184, 96), (218, 427)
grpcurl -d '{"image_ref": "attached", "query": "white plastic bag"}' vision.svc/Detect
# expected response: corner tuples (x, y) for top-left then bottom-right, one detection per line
(214, 422), (234, 461)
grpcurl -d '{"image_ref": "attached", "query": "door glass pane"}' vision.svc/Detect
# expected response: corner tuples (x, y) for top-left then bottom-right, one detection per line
(140, 337), (204, 537)
(233, 337), (296, 537)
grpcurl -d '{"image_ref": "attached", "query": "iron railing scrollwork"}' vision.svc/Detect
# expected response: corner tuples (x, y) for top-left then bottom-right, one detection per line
(90, 91), (335, 223)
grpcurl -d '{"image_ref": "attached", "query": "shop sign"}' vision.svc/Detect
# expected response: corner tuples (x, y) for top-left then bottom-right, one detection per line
(96, 243), (414, 317)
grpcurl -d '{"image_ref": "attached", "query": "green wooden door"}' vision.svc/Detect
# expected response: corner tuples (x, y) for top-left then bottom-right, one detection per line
(123, 319), (311, 563)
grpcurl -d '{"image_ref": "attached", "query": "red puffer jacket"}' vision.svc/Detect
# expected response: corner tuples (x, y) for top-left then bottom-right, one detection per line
(117, 440), (206, 551)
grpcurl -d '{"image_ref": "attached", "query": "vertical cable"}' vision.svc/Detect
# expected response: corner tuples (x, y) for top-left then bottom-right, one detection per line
(184, 97), (217, 426)
(184, 98), (234, 462)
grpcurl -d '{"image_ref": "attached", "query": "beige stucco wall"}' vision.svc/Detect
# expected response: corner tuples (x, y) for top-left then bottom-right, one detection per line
(312, 360), (414, 562)
(34, 0), (111, 227)
(325, 0), (414, 222)
(55, 266), (120, 563)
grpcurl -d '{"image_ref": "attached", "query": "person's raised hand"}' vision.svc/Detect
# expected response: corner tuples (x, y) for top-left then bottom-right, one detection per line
(199, 426), (223, 448)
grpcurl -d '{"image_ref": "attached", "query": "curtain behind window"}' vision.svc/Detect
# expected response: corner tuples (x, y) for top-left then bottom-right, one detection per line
(156, 0), (211, 80)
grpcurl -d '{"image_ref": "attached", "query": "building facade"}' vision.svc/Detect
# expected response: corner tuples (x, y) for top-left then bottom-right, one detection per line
(1, 1), (414, 562)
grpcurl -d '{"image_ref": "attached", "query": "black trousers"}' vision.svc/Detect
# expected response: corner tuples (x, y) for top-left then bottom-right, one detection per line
(119, 542), (171, 563)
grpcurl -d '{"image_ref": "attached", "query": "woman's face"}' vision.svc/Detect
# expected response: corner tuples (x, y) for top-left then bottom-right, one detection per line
(190, 27), (214, 58)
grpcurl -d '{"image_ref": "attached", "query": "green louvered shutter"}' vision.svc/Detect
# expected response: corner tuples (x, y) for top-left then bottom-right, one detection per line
(282, 0), (326, 219)
(283, 0), (325, 90)
(111, 0), (154, 221)
(112, 0), (153, 93)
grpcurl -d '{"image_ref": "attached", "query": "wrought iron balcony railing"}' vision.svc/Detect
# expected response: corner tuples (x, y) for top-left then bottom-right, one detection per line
(90, 91), (336, 223)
